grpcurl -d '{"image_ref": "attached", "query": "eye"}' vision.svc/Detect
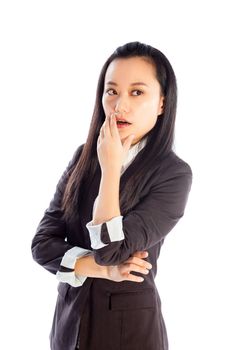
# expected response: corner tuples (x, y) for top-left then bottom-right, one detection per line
(105, 88), (144, 96)
(132, 90), (143, 96)
(106, 88), (116, 95)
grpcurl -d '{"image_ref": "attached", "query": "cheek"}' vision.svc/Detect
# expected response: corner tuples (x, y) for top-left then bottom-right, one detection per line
(136, 99), (158, 115)
(101, 96), (106, 109)
(102, 96), (112, 112)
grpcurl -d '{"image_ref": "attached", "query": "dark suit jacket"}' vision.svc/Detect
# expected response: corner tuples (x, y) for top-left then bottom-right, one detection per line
(31, 143), (192, 350)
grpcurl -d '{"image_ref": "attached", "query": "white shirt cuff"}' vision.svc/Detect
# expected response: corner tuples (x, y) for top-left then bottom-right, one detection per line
(86, 215), (125, 249)
(56, 246), (92, 287)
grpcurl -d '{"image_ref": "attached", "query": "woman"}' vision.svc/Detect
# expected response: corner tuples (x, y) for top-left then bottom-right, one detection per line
(31, 41), (192, 350)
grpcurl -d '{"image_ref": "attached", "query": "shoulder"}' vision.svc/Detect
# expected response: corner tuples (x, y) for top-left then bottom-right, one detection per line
(59, 143), (86, 181)
(158, 150), (193, 178)
(72, 143), (85, 161)
(68, 143), (85, 168)
(148, 151), (193, 194)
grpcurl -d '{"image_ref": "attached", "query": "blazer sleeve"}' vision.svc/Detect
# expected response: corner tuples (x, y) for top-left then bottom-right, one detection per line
(86, 161), (193, 266)
(31, 143), (87, 275)
(56, 246), (92, 287)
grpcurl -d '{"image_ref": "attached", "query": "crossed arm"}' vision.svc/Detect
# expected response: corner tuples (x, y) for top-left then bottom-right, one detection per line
(74, 165), (152, 282)
(31, 144), (192, 287)
(74, 251), (152, 283)
(31, 146), (152, 285)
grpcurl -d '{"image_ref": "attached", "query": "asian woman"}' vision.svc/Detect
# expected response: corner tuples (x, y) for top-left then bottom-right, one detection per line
(31, 41), (192, 350)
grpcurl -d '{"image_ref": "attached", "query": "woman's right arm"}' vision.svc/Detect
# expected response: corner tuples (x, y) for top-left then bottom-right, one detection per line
(31, 144), (150, 286)
(75, 250), (152, 283)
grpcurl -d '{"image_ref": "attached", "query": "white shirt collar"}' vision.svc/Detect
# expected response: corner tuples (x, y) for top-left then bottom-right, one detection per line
(121, 136), (148, 175)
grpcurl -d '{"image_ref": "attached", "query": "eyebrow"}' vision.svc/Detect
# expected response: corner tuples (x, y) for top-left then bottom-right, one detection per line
(106, 81), (149, 87)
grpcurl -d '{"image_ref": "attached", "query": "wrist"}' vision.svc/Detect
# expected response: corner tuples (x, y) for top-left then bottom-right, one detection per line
(105, 266), (114, 280)
(101, 167), (121, 177)
(101, 265), (110, 280)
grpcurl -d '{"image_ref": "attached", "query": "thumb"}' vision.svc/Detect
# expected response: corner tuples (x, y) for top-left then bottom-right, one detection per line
(122, 134), (135, 152)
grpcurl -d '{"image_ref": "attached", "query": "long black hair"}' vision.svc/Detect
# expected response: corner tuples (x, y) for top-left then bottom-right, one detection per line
(61, 41), (177, 222)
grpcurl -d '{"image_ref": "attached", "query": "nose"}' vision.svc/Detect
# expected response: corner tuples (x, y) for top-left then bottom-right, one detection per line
(114, 95), (130, 114)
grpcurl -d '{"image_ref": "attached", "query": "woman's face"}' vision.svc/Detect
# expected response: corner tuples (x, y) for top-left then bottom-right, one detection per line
(102, 56), (164, 145)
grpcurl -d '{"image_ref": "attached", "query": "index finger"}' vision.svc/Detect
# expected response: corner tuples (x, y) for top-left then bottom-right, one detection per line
(110, 113), (120, 139)
(126, 256), (152, 270)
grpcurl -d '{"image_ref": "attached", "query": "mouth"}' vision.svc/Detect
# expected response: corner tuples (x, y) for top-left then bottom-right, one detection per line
(112, 113), (132, 128)
(116, 117), (131, 129)
(116, 121), (132, 129)
(115, 116), (132, 125)
(116, 120), (131, 125)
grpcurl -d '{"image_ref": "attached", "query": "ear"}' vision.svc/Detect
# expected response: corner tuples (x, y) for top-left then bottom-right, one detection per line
(158, 96), (165, 116)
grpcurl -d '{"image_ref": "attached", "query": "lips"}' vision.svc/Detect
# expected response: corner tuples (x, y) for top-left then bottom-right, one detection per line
(116, 122), (131, 129)
(115, 116), (132, 124)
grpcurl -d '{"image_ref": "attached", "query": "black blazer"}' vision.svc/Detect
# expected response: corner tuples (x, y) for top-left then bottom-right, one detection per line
(31, 143), (192, 350)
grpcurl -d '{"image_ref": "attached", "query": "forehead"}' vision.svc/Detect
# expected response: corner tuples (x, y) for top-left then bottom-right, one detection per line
(104, 57), (157, 85)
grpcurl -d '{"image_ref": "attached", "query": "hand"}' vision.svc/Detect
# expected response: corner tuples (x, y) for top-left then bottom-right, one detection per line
(97, 113), (135, 173)
(107, 251), (152, 283)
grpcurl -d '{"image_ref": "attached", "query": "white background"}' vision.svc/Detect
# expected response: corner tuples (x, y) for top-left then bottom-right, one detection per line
(1, 1), (232, 349)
